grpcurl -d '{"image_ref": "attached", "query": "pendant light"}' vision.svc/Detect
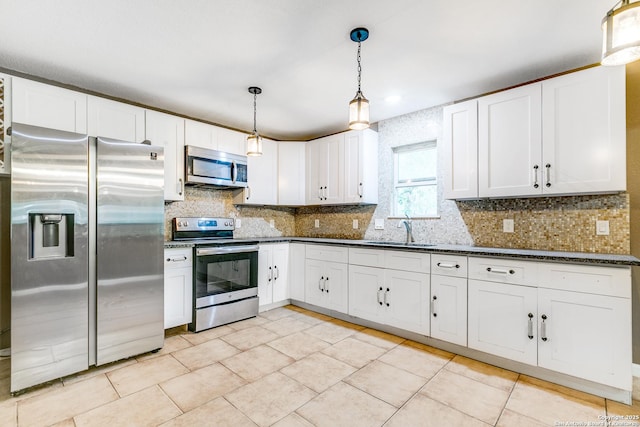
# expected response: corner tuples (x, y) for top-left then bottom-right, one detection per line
(246, 86), (263, 156)
(349, 27), (370, 130)
(602, 0), (640, 66)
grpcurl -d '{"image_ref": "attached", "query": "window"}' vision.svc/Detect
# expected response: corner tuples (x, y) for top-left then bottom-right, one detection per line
(393, 141), (438, 217)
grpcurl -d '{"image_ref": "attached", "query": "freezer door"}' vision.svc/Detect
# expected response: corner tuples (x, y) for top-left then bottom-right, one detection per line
(10, 123), (89, 392)
(96, 137), (164, 365)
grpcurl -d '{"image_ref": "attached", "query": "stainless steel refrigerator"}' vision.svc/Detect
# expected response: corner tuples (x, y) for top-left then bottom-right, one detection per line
(10, 123), (165, 393)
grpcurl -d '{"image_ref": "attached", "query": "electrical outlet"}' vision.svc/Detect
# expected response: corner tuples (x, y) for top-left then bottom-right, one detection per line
(596, 220), (610, 236)
(503, 219), (514, 233)
(235, 218), (242, 228)
(314, 219), (320, 228)
(269, 219), (275, 228)
(353, 219), (359, 229)
(374, 219), (384, 230)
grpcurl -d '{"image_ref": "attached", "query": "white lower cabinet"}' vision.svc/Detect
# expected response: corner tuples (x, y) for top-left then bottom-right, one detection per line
(537, 285), (631, 390)
(468, 279), (538, 365)
(289, 243), (306, 301)
(348, 248), (430, 335)
(257, 243), (289, 308)
(430, 274), (467, 346)
(164, 247), (193, 329)
(304, 245), (349, 313)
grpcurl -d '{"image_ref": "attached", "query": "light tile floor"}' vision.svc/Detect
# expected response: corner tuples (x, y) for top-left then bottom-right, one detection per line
(0, 305), (638, 426)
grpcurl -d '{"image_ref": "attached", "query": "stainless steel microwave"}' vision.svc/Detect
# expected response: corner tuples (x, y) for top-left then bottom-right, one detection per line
(185, 145), (248, 188)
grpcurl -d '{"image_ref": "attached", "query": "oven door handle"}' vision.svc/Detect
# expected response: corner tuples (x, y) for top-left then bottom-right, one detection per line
(196, 245), (260, 256)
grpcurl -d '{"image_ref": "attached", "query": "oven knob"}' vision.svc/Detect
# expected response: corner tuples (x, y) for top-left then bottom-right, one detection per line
(184, 221), (189, 227)
(225, 221), (230, 226)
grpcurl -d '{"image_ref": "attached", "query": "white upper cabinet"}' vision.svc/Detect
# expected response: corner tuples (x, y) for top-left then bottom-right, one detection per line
(88, 96), (145, 142)
(217, 127), (247, 156)
(344, 129), (378, 204)
(184, 119), (217, 150)
(541, 65), (626, 194)
(478, 83), (542, 198)
(448, 65), (626, 199)
(305, 129), (378, 206)
(145, 110), (185, 201)
(234, 138), (278, 205)
(278, 141), (306, 205)
(12, 77), (87, 134)
(442, 99), (478, 199)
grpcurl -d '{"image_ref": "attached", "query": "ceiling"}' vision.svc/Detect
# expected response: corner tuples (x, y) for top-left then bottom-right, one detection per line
(0, 0), (614, 141)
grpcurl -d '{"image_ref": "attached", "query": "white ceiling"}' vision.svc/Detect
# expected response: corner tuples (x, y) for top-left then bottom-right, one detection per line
(0, 0), (613, 140)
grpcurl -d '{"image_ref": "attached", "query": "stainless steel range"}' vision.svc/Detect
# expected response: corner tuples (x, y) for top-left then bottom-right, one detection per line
(172, 217), (259, 332)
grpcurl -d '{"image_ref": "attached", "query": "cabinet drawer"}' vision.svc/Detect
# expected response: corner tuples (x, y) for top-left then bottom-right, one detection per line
(349, 247), (385, 267)
(305, 244), (348, 263)
(431, 254), (468, 278)
(538, 263), (631, 298)
(468, 257), (538, 286)
(384, 250), (430, 273)
(164, 248), (193, 269)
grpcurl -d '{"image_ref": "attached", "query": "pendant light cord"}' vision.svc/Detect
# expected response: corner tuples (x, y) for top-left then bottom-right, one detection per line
(356, 41), (362, 93)
(253, 92), (257, 134)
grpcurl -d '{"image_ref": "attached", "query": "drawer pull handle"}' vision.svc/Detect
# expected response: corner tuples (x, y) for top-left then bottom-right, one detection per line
(527, 313), (534, 339)
(319, 276), (324, 291)
(384, 287), (390, 307)
(486, 267), (515, 275)
(437, 262), (460, 269)
(432, 295), (437, 317)
(377, 287), (383, 305)
(167, 256), (188, 262)
(268, 266), (272, 282)
(325, 277), (329, 293)
(274, 266), (279, 280)
(541, 314), (548, 342)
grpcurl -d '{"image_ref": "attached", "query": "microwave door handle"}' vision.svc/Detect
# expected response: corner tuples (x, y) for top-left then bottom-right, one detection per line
(231, 161), (237, 184)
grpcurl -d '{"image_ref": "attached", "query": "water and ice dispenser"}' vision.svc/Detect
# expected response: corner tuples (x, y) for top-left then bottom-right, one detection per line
(29, 213), (74, 259)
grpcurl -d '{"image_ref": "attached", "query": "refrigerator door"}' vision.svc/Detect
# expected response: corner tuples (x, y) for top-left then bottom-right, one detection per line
(10, 123), (89, 392)
(95, 137), (164, 365)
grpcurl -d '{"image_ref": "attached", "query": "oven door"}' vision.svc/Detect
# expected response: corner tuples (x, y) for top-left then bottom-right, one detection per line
(194, 245), (258, 308)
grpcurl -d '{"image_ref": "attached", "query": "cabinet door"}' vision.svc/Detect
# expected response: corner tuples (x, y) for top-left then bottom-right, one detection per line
(305, 139), (323, 205)
(430, 274), (467, 346)
(278, 141), (306, 205)
(542, 66), (626, 194)
(164, 267), (193, 329)
(304, 259), (325, 307)
(324, 261), (348, 313)
(385, 270), (430, 335)
(271, 244), (290, 303)
(443, 99), (478, 199)
(145, 110), (185, 201)
(88, 96), (145, 142)
(289, 243), (306, 301)
(216, 127), (246, 156)
(468, 280), (538, 365)
(185, 119), (217, 150)
(323, 134), (344, 204)
(244, 138), (278, 205)
(258, 245), (273, 305)
(537, 288), (631, 390)
(478, 83), (542, 197)
(348, 265), (385, 324)
(343, 131), (363, 203)
(12, 77), (87, 133)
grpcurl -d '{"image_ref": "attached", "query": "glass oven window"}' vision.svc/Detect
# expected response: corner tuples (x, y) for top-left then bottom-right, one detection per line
(195, 251), (257, 299)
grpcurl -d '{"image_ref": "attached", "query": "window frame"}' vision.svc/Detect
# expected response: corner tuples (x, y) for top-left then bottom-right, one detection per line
(391, 140), (439, 219)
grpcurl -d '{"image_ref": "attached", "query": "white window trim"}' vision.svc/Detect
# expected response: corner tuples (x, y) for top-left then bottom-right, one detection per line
(392, 140), (438, 218)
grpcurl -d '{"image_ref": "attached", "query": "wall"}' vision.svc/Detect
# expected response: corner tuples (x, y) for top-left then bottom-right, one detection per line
(164, 187), (295, 240)
(296, 103), (630, 254)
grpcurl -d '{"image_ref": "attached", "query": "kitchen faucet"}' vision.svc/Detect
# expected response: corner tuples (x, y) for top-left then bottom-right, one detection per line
(399, 213), (415, 244)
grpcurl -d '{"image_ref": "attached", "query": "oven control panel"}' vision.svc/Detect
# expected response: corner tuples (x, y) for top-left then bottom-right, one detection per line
(173, 217), (235, 231)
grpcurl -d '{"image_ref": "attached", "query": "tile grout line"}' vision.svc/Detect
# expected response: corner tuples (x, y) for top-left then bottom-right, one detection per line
(491, 372), (521, 427)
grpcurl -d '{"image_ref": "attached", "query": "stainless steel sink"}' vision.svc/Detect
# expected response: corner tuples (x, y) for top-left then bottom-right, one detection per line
(362, 241), (435, 248)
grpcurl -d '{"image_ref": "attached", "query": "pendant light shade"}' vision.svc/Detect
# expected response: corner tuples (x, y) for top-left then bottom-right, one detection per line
(348, 27), (370, 130)
(602, 0), (640, 66)
(246, 86), (263, 156)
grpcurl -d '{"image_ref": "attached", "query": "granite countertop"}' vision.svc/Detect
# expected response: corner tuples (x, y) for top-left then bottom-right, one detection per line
(164, 237), (640, 266)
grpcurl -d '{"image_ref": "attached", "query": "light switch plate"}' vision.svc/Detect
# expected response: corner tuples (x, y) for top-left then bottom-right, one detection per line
(235, 219), (242, 228)
(269, 219), (275, 228)
(314, 219), (320, 228)
(503, 219), (514, 233)
(596, 220), (610, 236)
(374, 219), (384, 230)
(353, 219), (359, 229)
